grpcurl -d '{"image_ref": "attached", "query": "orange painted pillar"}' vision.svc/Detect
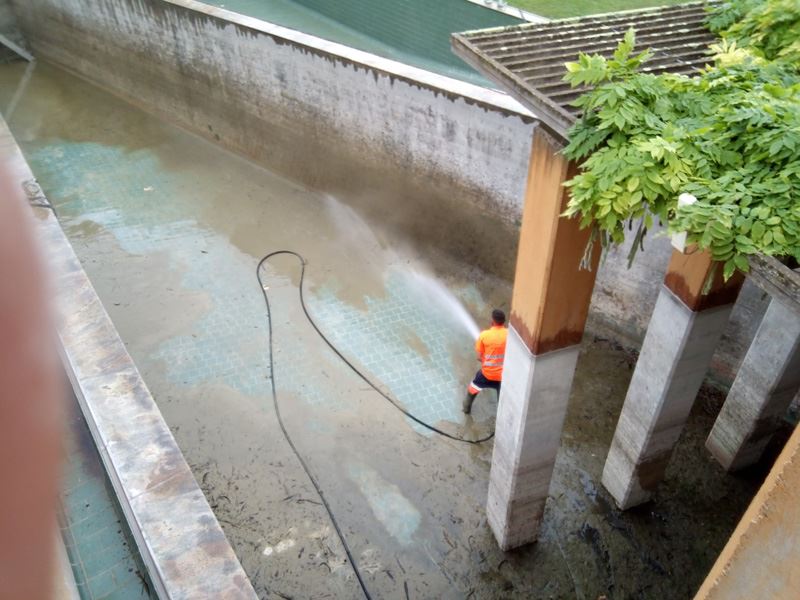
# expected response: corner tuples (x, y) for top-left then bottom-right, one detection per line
(487, 128), (600, 550)
(602, 249), (743, 509)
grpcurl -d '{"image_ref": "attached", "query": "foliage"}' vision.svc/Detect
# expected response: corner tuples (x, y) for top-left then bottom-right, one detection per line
(709, 0), (800, 62)
(561, 2), (800, 280)
(706, 0), (763, 32)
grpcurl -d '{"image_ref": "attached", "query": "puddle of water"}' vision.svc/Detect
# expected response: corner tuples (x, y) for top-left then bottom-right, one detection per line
(347, 462), (421, 547)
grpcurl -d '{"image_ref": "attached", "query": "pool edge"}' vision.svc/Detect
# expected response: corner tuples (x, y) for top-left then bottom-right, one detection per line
(0, 113), (258, 600)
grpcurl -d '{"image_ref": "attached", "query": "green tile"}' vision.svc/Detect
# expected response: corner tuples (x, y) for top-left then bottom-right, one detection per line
(76, 523), (127, 560)
(60, 396), (154, 599)
(99, 575), (151, 600)
(82, 538), (134, 577)
(66, 492), (115, 527)
(89, 560), (139, 597)
(87, 568), (117, 598)
(64, 479), (106, 509)
(70, 506), (119, 541)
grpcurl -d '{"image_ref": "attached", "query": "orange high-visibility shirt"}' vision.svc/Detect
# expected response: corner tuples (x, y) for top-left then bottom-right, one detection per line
(475, 325), (507, 381)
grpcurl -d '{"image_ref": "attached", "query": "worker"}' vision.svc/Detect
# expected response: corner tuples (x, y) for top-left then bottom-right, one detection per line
(463, 309), (507, 415)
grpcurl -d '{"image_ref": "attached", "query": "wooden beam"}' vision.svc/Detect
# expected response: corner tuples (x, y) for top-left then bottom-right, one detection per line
(747, 254), (800, 318)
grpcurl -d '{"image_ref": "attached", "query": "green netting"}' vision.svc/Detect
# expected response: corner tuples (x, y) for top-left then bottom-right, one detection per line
(294, 0), (521, 72)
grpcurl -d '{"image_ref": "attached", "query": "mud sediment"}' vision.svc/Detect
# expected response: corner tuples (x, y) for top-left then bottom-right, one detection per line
(0, 61), (768, 599)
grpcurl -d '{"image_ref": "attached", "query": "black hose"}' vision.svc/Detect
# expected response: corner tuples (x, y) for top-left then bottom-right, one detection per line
(257, 251), (372, 600)
(256, 250), (495, 598)
(257, 251), (494, 445)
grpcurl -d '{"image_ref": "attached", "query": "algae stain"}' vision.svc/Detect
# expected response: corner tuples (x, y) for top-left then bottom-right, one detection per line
(347, 462), (420, 546)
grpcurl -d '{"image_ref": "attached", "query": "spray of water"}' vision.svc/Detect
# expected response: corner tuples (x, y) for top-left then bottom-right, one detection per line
(323, 194), (384, 254)
(404, 270), (481, 340)
(323, 194), (481, 340)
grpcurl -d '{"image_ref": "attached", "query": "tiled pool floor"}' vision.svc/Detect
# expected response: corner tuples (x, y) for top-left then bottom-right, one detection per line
(61, 392), (154, 600)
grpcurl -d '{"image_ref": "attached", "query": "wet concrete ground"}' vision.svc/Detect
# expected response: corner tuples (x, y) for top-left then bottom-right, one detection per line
(1, 61), (773, 599)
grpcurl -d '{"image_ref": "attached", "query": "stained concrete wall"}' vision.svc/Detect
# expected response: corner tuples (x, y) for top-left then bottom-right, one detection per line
(694, 422), (800, 599)
(9, 0), (766, 383)
(10, 0), (535, 222)
(0, 0), (16, 33)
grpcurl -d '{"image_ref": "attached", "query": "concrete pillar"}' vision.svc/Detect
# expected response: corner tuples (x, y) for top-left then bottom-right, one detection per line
(706, 299), (800, 472)
(602, 250), (742, 509)
(487, 129), (600, 550)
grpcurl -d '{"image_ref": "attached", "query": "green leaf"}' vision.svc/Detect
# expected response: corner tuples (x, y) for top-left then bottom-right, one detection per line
(560, 4), (800, 270)
(723, 258), (737, 281)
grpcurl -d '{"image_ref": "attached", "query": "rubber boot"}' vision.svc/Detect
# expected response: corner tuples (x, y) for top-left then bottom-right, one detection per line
(463, 392), (477, 414)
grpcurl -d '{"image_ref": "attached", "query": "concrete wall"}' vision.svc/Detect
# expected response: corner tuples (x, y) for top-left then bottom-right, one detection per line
(694, 422), (800, 599)
(10, 0), (534, 220)
(0, 0), (16, 34)
(9, 0), (766, 382)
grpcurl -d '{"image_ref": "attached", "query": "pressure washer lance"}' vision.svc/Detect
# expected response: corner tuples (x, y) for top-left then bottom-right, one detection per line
(256, 250), (495, 598)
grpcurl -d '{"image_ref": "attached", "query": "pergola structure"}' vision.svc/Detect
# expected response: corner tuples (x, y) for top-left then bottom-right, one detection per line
(451, 0), (800, 555)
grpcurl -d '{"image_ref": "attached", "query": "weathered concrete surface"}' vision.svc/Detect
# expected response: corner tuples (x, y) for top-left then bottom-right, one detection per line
(507, 130), (599, 355)
(487, 327), (580, 549)
(603, 287), (735, 509)
(706, 299), (800, 472)
(0, 0), (18, 40)
(695, 422), (800, 600)
(10, 0), (534, 228)
(0, 114), (256, 599)
(588, 232), (769, 387)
